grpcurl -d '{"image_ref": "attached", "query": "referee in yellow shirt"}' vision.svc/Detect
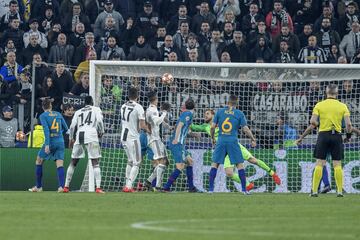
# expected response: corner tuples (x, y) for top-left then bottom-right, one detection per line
(296, 84), (352, 197)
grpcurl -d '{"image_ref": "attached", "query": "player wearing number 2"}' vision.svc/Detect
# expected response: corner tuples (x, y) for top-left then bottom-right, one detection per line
(63, 96), (105, 193)
(29, 99), (68, 192)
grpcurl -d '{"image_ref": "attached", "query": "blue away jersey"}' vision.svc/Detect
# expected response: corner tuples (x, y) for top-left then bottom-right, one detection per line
(171, 111), (193, 145)
(39, 111), (68, 145)
(213, 107), (247, 142)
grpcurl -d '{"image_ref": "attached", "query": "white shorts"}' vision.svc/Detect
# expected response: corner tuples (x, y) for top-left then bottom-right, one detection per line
(149, 140), (167, 160)
(71, 142), (101, 159)
(123, 139), (142, 165)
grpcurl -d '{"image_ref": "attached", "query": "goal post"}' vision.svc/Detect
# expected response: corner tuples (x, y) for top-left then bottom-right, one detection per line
(83, 61), (360, 193)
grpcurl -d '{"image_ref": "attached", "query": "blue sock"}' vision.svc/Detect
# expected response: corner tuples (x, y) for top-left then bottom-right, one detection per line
(57, 167), (65, 188)
(322, 166), (330, 187)
(186, 166), (194, 189)
(163, 169), (181, 190)
(209, 167), (217, 192)
(151, 178), (156, 187)
(238, 169), (247, 192)
(36, 165), (43, 188)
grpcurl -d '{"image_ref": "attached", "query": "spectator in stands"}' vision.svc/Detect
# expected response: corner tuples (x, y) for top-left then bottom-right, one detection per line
(128, 34), (158, 61)
(95, 16), (120, 44)
(150, 25), (167, 50)
(74, 50), (97, 83)
(328, 44), (341, 63)
(204, 29), (226, 62)
(168, 51), (179, 62)
(1, 18), (24, 51)
(272, 40), (297, 63)
(272, 24), (300, 55)
(298, 35), (327, 63)
(340, 79), (359, 100)
(61, 104), (74, 147)
(242, 2), (264, 36)
(189, 0), (212, 16)
(39, 5), (59, 36)
(23, 18), (48, 49)
(224, 31), (248, 62)
(68, 22), (86, 48)
(73, 32), (97, 66)
(220, 51), (231, 62)
(214, 0), (240, 25)
(27, 119), (45, 148)
(31, 0), (60, 21)
(314, 1), (338, 32)
(158, 35), (182, 61)
(83, 0), (100, 24)
(100, 36), (126, 60)
(160, 0), (189, 23)
(265, 0), (293, 38)
(95, 0), (124, 38)
(222, 21), (234, 45)
(0, 75), (11, 106)
(17, 70), (32, 120)
(338, 55), (348, 63)
(187, 48), (200, 62)
(247, 20), (272, 49)
(293, 0), (317, 34)
(166, 4), (192, 35)
(70, 72), (89, 96)
(351, 45), (360, 63)
(32, 53), (51, 98)
(117, 0), (136, 19)
(52, 61), (74, 95)
(275, 113), (298, 147)
(340, 20), (360, 59)
(121, 17), (138, 56)
(48, 33), (74, 66)
(219, 10), (240, 31)
(338, 1), (359, 38)
(136, 1), (160, 40)
(315, 17), (341, 57)
(62, 2), (91, 34)
(197, 21), (212, 46)
(0, 0), (23, 32)
(0, 39), (16, 66)
(21, 34), (48, 66)
(0, 51), (23, 84)
(40, 75), (62, 111)
(47, 23), (62, 47)
(0, 105), (18, 147)
(182, 33), (206, 62)
(192, 2), (217, 34)
(298, 23), (313, 48)
(249, 36), (273, 62)
(173, 21), (191, 49)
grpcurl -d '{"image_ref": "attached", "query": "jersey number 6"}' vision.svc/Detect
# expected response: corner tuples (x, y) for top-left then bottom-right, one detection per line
(221, 117), (233, 133)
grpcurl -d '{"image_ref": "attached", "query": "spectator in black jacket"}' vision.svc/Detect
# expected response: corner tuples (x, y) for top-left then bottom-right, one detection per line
(298, 23), (313, 48)
(182, 33), (206, 62)
(224, 31), (248, 62)
(197, 21), (212, 46)
(72, 32), (97, 66)
(338, 1), (360, 38)
(20, 34), (48, 66)
(70, 72), (89, 97)
(272, 24), (300, 55)
(31, 0), (60, 22)
(128, 34), (158, 61)
(62, 2), (92, 34)
(52, 62), (74, 95)
(242, 2), (264, 36)
(0, 0), (24, 32)
(160, 0), (190, 23)
(39, 5), (60, 36)
(136, 1), (161, 41)
(247, 21), (271, 49)
(158, 35), (182, 61)
(204, 29), (226, 62)
(328, 44), (341, 63)
(48, 33), (75, 65)
(166, 4), (192, 35)
(191, 2), (217, 34)
(272, 40), (296, 63)
(1, 18), (24, 51)
(120, 17), (138, 56)
(249, 36), (273, 62)
(315, 17), (341, 57)
(68, 22), (86, 48)
(32, 53), (51, 99)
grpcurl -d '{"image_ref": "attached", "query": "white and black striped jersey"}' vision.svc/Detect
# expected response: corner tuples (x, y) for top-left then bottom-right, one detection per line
(120, 100), (145, 141)
(146, 104), (167, 144)
(298, 46), (327, 63)
(69, 105), (104, 144)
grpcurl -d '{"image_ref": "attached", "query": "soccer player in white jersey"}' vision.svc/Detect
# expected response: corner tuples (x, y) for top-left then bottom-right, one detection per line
(144, 91), (171, 191)
(63, 96), (105, 194)
(121, 87), (150, 192)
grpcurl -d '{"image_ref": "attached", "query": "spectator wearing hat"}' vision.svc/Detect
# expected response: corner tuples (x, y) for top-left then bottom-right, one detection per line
(181, 33), (206, 62)
(48, 33), (75, 66)
(128, 34), (158, 61)
(242, 2), (264, 36)
(23, 18), (48, 49)
(136, 1), (161, 41)
(62, 2), (91, 34)
(340, 20), (360, 59)
(73, 32), (97, 66)
(224, 30), (248, 62)
(100, 36), (126, 60)
(74, 50), (97, 83)
(0, 0), (23, 32)
(203, 29), (226, 62)
(339, 1), (360, 38)
(315, 17), (341, 57)
(265, 0), (294, 38)
(1, 18), (24, 51)
(95, 0), (124, 37)
(173, 21), (191, 49)
(192, 2), (216, 34)
(165, 4), (192, 35)
(68, 22), (86, 48)
(0, 51), (23, 84)
(272, 24), (300, 56)
(158, 35), (182, 61)
(272, 40), (296, 63)
(31, 1), (60, 21)
(0, 105), (19, 147)
(39, 5), (59, 36)
(214, 0), (240, 25)
(20, 33), (48, 66)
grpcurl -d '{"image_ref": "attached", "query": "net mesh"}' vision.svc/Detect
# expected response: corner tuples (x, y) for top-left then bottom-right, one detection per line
(81, 62), (360, 193)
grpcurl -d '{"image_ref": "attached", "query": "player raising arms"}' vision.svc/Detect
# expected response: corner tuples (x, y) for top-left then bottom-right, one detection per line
(64, 96), (105, 193)
(210, 95), (256, 195)
(144, 91), (170, 191)
(191, 109), (280, 192)
(121, 87), (150, 192)
(163, 98), (201, 192)
(29, 99), (68, 192)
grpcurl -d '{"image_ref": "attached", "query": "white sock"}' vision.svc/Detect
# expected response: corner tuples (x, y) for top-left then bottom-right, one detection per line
(65, 163), (75, 187)
(125, 164), (132, 186)
(156, 164), (166, 188)
(93, 165), (101, 188)
(127, 165), (139, 188)
(147, 166), (158, 183)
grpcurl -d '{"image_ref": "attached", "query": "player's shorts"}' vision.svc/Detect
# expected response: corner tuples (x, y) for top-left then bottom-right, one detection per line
(123, 138), (142, 165)
(212, 140), (244, 165)
(38, 142), (65, 161)
(140, 132), (154, 160)
(169, 143), (186, 163)
(314, 131), (344, 160)
(223, 143), (253, 168)
(149, 140), (167, 160)
(71, 142), (101, 159)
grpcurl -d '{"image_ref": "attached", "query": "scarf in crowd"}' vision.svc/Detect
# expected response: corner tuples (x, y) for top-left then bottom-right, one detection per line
(346, 13), (359, 31)
(3, 61), (18, 79)
(353, 31), (360, 50)
(280, 51), (292, 63)
(321, 28), (331, 47)
(244, 0), (262, 9)
(271, 9), (289, 29)
(250, 13), (257, 26)
(3, 11), (22, 24)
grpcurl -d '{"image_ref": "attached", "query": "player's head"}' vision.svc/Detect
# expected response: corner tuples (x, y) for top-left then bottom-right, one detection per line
(128, 87), (139, 101)
(326, 84), (338, 98)
(42, 98), (52, 111)
(204, 109), (215, 123)
(227, 94), (238, 107)
(84, 95), (94, 106)
(185, 98), (195, 110)
(147, 90), (158, 104)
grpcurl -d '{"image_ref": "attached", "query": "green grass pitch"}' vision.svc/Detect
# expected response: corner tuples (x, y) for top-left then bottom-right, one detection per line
(0, 192), (359, 240)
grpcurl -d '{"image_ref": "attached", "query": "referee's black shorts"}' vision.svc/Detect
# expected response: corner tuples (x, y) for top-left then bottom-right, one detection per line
(313, 131), (344, 160)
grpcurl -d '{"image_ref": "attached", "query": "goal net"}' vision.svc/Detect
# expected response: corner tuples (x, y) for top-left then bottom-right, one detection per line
(82, 61), (360, 193)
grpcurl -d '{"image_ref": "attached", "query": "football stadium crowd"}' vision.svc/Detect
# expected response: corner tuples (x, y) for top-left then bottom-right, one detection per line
(1, 0), (360, 147)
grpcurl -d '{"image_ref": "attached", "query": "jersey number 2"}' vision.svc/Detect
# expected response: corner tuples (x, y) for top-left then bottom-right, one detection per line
(122, 107), (134, 122)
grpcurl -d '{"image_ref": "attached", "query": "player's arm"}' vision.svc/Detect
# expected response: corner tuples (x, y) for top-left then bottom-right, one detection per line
(343, 106), (352, 142)
(296, 114), (318, 145)
(210, 112), (219, 145)
(96, 108), (105, 138)
(68, 111), (78, 148)
(60, 115), (69, 133)
(190, 123), (208, 133)
(40, 114), (50, 153)
(242, 126), (256, 147)
(150, 111), (167, 126)
(172, 121), (183, 144)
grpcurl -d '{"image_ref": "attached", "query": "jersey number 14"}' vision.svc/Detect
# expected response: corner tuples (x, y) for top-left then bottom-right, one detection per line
(79, 112), (93, 127)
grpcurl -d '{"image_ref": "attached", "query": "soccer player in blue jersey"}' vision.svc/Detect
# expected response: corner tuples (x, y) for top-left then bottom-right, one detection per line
(210, 95), (257, 194)
(29, 99), (68, 192)
(163, 98), (201, 192)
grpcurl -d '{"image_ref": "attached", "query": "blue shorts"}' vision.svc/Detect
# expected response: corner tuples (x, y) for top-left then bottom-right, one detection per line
(169, 143), (186, 163)
(212, 141), (244, 165)
(140, 132), (154, 161)
(38, 142), (65, 161)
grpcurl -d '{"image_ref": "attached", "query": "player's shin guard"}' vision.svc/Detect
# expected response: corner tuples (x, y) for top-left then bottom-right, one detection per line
(65, 163), (75, 187)
(93, 164), (101, 188)
(334, 165), (343, 194)
(156, 164), (166, 188)
(186, 166), (194, 189)
(36, 165), (43, 188)
(209, 168), (217, 192)
(322, 166), (330, 187)
(127, 165), (139, 188)
(163, 169), (181, 190)
(238, 169), (247, 192)
(147, 166), (158, 183)
(125, 164), (132, 186)
(57, 167), (65, 188)
(312, 165), (323, 194)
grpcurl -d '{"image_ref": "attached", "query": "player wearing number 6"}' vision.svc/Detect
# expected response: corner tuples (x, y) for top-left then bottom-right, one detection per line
(29, 99), (68, 192)
(64, 96), (105, 193)
(210, 95), (256, 195)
